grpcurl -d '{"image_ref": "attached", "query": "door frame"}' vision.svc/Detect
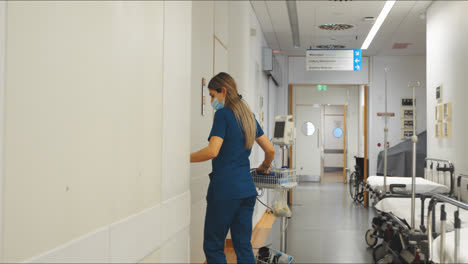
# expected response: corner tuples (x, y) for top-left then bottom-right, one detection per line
(0, 1), (6, 260)
(363, 85), (369, 207)
(288, 84), (369, 185)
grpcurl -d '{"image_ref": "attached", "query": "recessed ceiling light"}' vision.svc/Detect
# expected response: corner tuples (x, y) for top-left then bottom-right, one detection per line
(392, 43), (412, 49)
(361, 0), (396, 50)
(318, 24), (354, 31)
(364, 17), (376, 22)
(316, 44), (346, 49)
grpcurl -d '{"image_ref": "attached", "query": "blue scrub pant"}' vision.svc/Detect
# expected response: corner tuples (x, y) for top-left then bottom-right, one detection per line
(204, 196), (256, 264)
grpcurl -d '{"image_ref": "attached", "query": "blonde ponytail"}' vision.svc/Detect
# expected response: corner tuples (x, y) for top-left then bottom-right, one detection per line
(208, 72), (256, 149)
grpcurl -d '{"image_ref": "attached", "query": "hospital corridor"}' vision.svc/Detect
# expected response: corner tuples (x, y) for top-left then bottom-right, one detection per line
(1, 1), (468, 263)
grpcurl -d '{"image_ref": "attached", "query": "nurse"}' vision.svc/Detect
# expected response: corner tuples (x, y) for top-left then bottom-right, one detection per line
(190, 72), (275, 264)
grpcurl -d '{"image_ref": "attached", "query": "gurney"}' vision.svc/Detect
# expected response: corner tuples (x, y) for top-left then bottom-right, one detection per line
(367, 176), (450, 195)
(374, 197), (468, 233)
(364, 158), (454, 203)
(367, 175), (468, 263)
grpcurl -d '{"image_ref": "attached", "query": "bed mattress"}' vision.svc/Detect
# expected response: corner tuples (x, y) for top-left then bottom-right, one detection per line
(367, 176), (450, 194)
(432, 228), (468, 263)
(374, 197), (468, 233)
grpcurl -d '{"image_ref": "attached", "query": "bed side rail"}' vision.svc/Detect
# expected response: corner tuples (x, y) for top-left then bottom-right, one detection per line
(425, 158), (455, 196)
(457, 174), (468, 202)
(426, 192), (468, 263)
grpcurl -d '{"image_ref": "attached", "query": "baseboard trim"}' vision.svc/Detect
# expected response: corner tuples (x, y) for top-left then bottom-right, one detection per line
(23, 191), (190, 263)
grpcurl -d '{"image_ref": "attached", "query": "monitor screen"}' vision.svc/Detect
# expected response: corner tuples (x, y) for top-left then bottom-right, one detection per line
(274, 121), (285, 138)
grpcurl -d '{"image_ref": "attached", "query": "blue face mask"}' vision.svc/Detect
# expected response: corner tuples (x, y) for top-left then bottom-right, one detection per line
(212, 98), (225, 111)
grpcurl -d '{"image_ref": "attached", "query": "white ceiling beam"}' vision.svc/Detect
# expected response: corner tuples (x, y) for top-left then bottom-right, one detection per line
(286, 0), (300, 48)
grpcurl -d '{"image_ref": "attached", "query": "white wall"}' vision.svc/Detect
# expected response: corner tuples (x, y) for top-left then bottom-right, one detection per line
(368, 56), (426, 175)
(275, 55), (290, 118)
(159, 3), (192, 263)
(189, 1), (214, 262)
(2, 2), (191, 263)
(0, 1), (5, 260)
(427, 1), (468, 176)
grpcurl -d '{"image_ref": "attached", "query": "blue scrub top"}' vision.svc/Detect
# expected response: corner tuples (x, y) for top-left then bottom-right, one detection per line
(207, 107), (264, 201)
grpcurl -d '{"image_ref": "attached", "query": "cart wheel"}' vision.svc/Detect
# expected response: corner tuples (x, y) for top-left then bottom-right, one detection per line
(356, 191), (364, 203)
(376, 254), (393, 264)
(373, 244), (387, 263)
(365, 228), (378, 248)
(349, 172), (357, 200)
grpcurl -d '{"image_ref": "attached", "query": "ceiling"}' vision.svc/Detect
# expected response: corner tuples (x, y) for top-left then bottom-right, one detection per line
(251, 0), (433, 56)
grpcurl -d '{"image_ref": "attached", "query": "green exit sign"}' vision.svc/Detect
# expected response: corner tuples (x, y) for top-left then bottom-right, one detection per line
(317, 85), (328, 91)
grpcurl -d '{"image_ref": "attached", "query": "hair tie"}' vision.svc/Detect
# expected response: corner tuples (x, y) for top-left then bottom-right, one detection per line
(238, 94), (243, 99)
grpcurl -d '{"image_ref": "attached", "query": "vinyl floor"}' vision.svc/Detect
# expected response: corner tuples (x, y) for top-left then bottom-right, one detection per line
(264, 182), (376, 263)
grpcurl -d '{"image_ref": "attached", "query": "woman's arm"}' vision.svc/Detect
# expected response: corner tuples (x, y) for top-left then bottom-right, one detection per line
(256, 135), (275, 173)
(190, 136), (224, 162)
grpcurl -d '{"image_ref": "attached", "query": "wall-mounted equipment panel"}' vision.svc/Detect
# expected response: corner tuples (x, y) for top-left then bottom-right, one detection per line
(436, 84), (442, 103)
(401, 98), (415, 107)
(443, 121), (451, 138)
(435, 123), (442, 139)
(262, 48), (282, 86)
(401, 120), (414, 129)
(401, 109), (414, 119)
(400, 98), (415, 140)
(443, 102), (452, 121)
(435, 104), (443, 121)
(401, 130), (414, 140)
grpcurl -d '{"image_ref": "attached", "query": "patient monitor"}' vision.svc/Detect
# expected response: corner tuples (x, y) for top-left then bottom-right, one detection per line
(272, 115), (295, 146)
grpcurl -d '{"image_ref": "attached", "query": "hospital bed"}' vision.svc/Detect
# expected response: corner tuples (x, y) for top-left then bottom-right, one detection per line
(364, 158), (454, 203)
(367, 174), (468, 263)
(427, 175), (468, 264)
(374, 197), (468, 233)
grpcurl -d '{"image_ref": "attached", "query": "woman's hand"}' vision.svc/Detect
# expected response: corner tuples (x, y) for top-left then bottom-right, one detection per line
(255, 135), (275, 174)
(257, 163), (271, 174)
(190, 136), (224, 163)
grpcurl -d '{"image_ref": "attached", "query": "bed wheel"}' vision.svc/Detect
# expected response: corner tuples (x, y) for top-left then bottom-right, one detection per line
(365, 228), (378, 247)
(373, 244), (387, 263)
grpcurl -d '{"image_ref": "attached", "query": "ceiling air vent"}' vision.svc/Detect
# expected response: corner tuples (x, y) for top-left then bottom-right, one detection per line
(392, 43), (412, 49)
(316, 44), (346, 49)
(318, 24), (354, 31)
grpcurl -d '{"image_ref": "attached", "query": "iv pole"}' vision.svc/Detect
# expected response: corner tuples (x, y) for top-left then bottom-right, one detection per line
(377, 68), (395, 195)
(383, 68), (389, 194)
(409, 81), (420, 230)
(280, 145), (288, 252)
